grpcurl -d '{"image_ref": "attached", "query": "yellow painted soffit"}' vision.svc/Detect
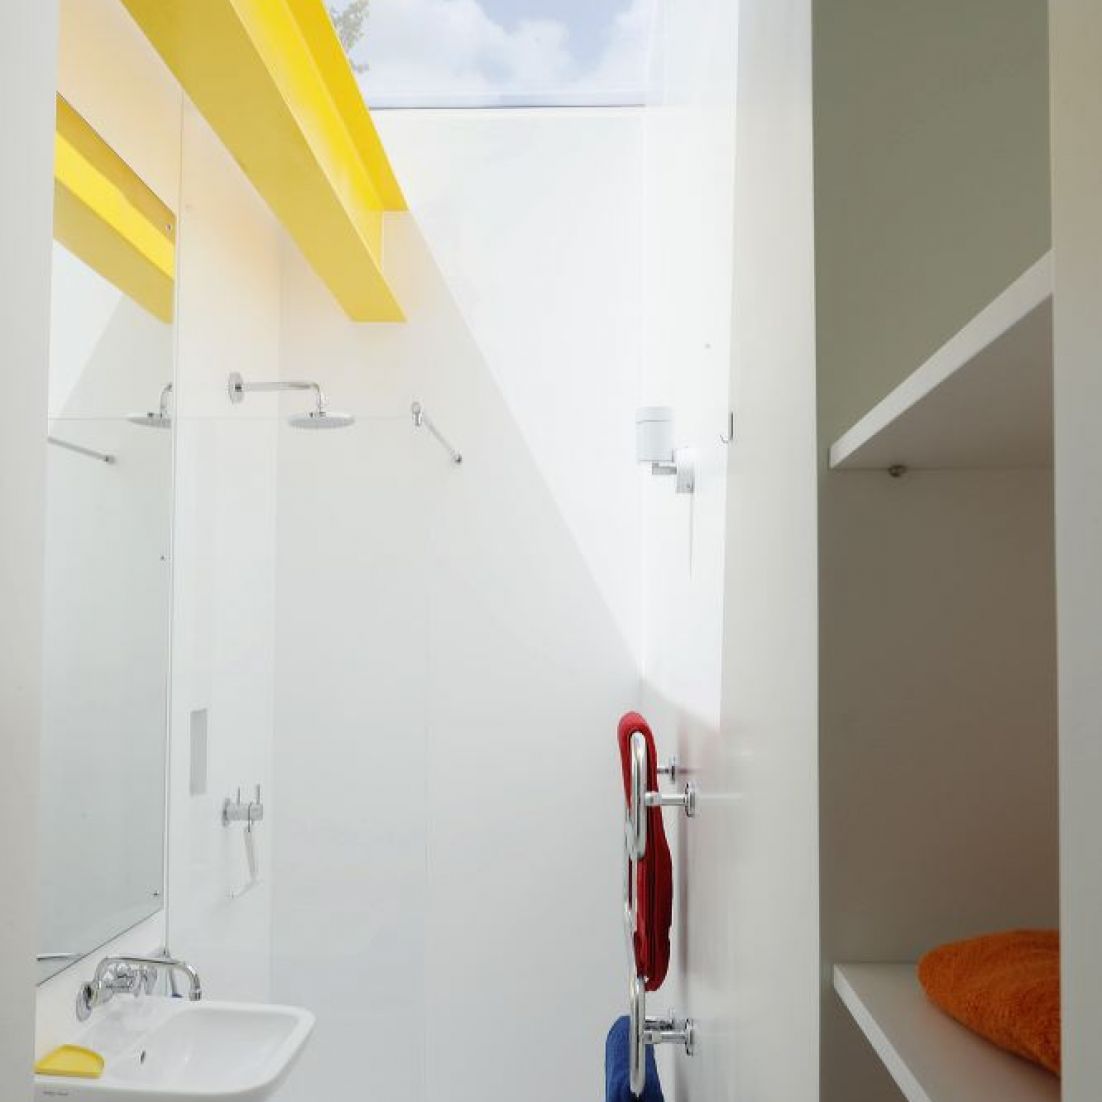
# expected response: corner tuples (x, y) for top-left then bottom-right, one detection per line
(119, 0), (405, 322)
(53, 96), (176, 323)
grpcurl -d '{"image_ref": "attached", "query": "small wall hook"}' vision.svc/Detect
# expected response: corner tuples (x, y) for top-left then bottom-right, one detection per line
(720, 411), (734, 445)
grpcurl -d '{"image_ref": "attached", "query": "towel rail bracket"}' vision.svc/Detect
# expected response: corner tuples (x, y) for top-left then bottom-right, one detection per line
(628, 735), (698, 860)
(629, 974), (694, 1094)
(644, 786), (697, 817)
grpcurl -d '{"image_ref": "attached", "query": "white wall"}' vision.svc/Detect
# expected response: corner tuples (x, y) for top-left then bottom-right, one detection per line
(375, 108), (646, 661)
(1049, 3), (1102, 1094)
(715, 2), (823, 1099)
(635, 0), (739, 1096)
(270, 110), (642, 1102)
(0, 0), (59, 1093)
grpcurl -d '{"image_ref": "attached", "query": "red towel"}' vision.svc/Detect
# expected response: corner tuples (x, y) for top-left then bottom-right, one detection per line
(618, 712), (673, 992)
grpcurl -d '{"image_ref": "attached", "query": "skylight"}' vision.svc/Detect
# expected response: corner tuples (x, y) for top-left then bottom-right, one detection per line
(327, 0), (659, 108)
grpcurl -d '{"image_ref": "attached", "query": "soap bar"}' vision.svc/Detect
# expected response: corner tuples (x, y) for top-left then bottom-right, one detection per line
(34, 1044), (104, 1079)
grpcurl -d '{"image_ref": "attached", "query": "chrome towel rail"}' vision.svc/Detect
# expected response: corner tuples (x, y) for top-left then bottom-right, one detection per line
(621, 728), (696, 1094)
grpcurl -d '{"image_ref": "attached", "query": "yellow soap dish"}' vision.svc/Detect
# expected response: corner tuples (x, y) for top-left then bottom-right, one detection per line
(35, 1044), (104, 1079)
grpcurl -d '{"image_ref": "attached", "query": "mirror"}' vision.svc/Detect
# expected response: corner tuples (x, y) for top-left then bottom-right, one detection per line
(38, 96), (176, 982)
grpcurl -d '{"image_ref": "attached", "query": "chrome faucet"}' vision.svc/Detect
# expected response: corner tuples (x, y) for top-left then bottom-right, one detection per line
(76, 954), (202, 1021)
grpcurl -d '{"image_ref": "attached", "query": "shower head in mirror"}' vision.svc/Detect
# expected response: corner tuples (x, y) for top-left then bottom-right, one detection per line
(128, 383), (173, 428)
(227, 372), (354, 430)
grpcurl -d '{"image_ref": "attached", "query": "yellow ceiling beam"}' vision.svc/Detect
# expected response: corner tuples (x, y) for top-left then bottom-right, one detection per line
(120, 0), (406, 322)
(53, 95), (176, 323)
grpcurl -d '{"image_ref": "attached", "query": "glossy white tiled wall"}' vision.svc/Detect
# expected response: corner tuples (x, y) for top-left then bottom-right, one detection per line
(376, 109), (646, 662)
(167, 101), (282, 1002)
(270, 111), (643, 1101)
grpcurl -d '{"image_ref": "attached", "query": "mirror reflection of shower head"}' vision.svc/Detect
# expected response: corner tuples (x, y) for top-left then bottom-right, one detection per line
(127, 382), (173, 428)
(227, 372), (354, 430)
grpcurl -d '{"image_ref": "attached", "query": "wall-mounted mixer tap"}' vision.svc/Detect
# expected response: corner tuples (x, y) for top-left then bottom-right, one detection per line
(223, 784), (264, 831)
(76, 954), (202, 1021)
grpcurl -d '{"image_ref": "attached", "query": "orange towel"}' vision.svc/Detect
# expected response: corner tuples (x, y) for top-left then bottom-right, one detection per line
(917, 929), (1060, 1076)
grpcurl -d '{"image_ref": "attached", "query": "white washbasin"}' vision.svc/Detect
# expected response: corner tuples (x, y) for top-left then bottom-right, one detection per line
(35, 999), (314, 1101)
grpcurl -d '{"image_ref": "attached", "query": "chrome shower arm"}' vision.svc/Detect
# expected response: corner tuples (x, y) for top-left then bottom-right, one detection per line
(228, 373), (326, 411)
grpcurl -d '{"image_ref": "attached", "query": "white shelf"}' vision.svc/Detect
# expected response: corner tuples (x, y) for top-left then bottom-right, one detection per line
(829, 254), (1053, 470)
(834, 963), (1060, 1102)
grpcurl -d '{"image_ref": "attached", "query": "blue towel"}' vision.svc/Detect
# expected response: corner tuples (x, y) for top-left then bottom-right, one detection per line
(605, 1016), (664, 1101)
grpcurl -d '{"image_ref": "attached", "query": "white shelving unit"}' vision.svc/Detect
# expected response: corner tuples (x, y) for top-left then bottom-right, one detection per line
(829, 254), (1054, 471)
(834, 964), (1060, 1102)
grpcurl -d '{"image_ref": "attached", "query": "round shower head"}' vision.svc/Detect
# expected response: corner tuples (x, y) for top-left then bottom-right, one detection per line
(127, 411), (172, 429)
(287, 409), (355, 430)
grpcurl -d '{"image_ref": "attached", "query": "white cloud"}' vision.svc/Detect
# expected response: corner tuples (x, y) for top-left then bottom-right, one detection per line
(578, 0), (657, 95)
(344, 0), (656, 105)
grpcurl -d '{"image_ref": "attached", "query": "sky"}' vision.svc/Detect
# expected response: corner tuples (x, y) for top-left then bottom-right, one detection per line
(328, 0), (659, 106)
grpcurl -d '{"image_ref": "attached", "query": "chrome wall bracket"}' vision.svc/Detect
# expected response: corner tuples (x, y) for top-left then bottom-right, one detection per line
(644, 785), (697, 817)
(411, 401), (462, 465)
(650, 449), (695, 494)
(627, 735), (697, 860)
(629, 974), (694, 1095)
